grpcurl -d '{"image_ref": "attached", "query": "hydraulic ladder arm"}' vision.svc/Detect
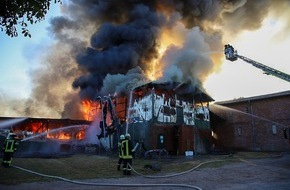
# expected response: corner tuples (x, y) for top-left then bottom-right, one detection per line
(224, 44), (290, 83)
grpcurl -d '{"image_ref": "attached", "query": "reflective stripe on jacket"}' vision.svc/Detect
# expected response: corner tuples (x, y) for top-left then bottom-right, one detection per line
(121, 139), (134, 159)
(118, 140), (123, 158)
(4, 139), (18, 153)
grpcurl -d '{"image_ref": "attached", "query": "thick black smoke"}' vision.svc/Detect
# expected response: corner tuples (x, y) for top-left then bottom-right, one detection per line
(31, 0), (290, 118)
(63, 0), (222, 101)
(71, 3), (165, 100)
(65, 0), (283, 102)
(2, 0), (289, 119)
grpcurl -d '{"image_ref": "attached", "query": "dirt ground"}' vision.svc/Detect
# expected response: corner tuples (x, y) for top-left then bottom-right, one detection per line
(1, 153), (290, 190)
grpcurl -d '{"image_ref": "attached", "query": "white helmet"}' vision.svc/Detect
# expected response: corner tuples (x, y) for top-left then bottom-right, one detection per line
(125, 133), (131, 138)
(120, 134), (125, 140)
(7, 133), (16, 140)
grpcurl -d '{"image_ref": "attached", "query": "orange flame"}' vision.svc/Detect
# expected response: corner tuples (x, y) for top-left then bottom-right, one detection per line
(46, 130), (71, 140)
(145, 26), (184, 81)
(28, 122), (45, 133)
(81, 100), (99, 121)
(75, 130), (85, 140)
(20, 120), (88, 141)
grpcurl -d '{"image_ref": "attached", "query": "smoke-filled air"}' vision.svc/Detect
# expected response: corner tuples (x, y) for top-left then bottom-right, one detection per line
(0, 0), (289, 119)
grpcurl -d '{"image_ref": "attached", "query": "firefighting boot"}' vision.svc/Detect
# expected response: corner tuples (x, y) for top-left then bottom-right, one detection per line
(2, 160), (10, 167)
(126, 170), (131, 175)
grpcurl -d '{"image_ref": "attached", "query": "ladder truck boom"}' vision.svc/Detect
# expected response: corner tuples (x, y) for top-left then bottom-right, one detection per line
(224, 44), (290, 83)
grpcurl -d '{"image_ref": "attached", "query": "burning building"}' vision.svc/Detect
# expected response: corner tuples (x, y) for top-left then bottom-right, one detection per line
(76, 80), (214, 156)
(85, 80), (213, 155)
(3, 1), (286, 156)
(124, 81), (214, 155)
(0, 117), (92, 156)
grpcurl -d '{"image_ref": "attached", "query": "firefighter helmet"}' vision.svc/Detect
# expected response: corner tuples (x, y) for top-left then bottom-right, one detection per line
(7, 133), (16, 139)
(125, 133), (131, 139)
(120, 134), (125, 140)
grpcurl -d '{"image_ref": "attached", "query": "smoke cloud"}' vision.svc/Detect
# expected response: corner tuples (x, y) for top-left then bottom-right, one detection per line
(1, 0), (289, 119)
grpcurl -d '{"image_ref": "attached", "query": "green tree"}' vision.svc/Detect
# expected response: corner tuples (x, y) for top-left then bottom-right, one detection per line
(0, 0), (62, 38)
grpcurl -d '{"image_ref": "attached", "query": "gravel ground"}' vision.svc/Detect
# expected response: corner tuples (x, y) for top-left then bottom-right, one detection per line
(1, 153), (290, 190)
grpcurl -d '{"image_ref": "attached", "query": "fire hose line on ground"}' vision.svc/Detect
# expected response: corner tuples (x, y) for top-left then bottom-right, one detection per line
(11, 158), (239, 190)
(11, 154), (284, 189)
(11, 158), (240, 189)
(11, 165), (202, 190)
(129, 159), (233, 178)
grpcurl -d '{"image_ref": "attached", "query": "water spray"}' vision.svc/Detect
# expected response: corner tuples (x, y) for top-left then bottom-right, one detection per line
(0, 117), (27, 129)
(21, 125), (86, 142)
(126, 91), (133, 134)
(212, 104), (288, 128)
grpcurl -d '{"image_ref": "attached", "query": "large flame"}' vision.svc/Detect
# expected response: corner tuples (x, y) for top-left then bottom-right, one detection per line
(75, 130), (85, 140)
(21, 122), (87, 141)
(145, 25), (184, 81)
(30, 122), (45, 133)
(46, 130), (71, 140)
(81, 100), (99, 121)
(46, 128), (86, 140)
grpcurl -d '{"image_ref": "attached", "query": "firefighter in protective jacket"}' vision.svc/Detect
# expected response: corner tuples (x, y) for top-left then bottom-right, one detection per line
(2, 132), (20, 167)
(121, 133), (134, 175)
(117, 134), (125, 171)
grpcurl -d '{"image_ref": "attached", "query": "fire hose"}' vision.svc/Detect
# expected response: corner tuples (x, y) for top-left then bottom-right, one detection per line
(129, 159), (230, 178)
(11, 164), (202, 189)
(10, 151), (285, 189)
(11, 158), (239, 189)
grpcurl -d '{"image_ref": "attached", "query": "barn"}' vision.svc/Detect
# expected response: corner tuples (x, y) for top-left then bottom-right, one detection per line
(121, 81), (214, 155)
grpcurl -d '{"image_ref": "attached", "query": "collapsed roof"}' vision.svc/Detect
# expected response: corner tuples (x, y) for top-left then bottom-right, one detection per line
(133, 81), (214, 102)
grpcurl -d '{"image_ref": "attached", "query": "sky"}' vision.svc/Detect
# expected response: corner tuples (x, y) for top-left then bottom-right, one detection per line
(205, 16), (290, 101)
(0, 1), (290, 118)
(0, 4), (61, 99)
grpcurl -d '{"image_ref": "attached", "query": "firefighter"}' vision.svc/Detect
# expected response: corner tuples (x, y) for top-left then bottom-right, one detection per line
(2, 132), (20, 167)
(121, 133), (134, 175)
(117, 134), (125, 171)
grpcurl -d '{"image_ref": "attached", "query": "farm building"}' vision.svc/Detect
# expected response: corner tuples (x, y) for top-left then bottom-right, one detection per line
(2, 87), (289, 157)
(121, 81), (214, 155)
(210, 90), (290, 152)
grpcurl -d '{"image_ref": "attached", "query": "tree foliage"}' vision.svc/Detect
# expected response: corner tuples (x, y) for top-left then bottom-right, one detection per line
(0, 0), (62, 38)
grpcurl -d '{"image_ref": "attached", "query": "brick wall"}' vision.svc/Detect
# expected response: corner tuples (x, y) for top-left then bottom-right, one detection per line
(179, 125), (195, 154)
(211, 93), (290, 151)
(148, 124), (196, 155)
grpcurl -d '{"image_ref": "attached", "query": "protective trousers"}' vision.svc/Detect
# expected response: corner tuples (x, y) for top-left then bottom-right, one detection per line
(2, 139), (18, 167)
(122, 158), (132, 175)
(2, 152), (13, 167)
(117, 157), (123, 171)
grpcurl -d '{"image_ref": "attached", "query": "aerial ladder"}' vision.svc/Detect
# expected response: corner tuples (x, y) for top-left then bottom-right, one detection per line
(224, 44), (290, 83)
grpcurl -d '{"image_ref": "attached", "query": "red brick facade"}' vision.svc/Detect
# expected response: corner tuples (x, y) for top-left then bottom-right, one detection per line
(211, 91), (290, 151)
(148, 124), (195, 155)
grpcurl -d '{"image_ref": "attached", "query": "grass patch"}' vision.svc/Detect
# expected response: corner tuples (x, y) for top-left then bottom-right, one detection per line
(1, 155), (122, 185)
(1, 151), (277, 185)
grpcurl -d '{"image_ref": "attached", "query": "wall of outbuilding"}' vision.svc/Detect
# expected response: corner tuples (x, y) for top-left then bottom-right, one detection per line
(211, 92), (290, 151)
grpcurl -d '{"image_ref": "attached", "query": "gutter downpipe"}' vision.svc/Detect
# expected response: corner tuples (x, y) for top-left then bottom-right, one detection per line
(249, 100), (256, 151)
